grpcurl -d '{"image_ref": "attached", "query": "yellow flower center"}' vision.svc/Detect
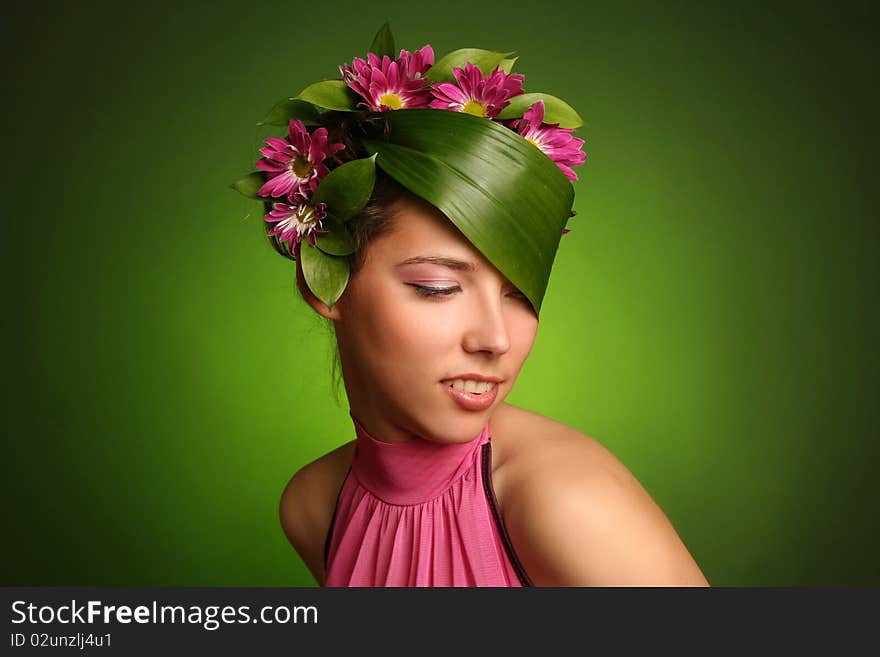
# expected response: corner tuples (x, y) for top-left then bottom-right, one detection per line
(526, 137), (540, 148)
(291, 155), (313, 179)
(378, 93), (404, 110)
(461, 100), (487, 117)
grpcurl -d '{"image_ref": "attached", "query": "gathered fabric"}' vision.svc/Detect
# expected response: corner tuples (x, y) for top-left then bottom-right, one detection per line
(323, 412), (531, 587)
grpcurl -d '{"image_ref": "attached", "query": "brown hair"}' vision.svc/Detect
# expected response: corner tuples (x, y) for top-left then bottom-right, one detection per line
(295, 169), (418, 405)
(346, 169), (415, 276)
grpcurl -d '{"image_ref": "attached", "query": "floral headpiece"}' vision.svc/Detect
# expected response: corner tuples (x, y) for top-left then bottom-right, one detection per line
(233, 23), (587, 316)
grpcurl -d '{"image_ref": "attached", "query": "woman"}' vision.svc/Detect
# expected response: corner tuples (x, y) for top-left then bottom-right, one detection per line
(278, 173), (708, 587)
(236, 25), (709, 586)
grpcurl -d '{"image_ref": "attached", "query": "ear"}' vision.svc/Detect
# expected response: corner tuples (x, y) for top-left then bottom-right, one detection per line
(295, 256), (343, 320)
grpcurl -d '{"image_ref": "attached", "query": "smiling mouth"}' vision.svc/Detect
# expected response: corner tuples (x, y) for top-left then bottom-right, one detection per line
(441, 379), (498, 394)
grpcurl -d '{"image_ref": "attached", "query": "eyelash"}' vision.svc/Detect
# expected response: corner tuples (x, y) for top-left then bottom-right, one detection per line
(408, 284), (529, 303)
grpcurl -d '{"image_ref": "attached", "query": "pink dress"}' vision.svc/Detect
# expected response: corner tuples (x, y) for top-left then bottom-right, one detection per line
(323, 412), (532, 587)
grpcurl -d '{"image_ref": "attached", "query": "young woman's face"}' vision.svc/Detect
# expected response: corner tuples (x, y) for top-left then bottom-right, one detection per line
(326, 193), (540, 445)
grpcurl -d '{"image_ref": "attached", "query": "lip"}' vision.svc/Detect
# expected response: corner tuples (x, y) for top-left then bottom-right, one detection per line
(441, 380), (499, 411)
(441, 373), (504, 384)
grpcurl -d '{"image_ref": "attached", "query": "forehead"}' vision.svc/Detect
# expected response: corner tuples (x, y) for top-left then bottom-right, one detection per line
(369, 194), (490, 267)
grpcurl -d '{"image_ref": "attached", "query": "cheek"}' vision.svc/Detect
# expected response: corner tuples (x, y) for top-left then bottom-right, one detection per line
(356, 290), (456, 374)
(510, 313), (539, 360)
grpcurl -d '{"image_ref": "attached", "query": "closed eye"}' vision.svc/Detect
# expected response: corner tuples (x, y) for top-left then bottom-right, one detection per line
(407, 284), (459, 299)
(407, 283), (530, 305)
(507, 289), (536, 314)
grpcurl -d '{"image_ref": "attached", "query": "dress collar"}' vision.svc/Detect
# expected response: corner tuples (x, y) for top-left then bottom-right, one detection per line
(348, 411), (489, 506)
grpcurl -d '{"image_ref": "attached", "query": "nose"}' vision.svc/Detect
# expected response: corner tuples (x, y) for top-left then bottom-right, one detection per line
(462, 290), (511, 355)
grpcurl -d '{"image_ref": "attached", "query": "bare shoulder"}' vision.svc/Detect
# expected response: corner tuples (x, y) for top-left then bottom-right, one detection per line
(279, 439), (356, 586)
(489, 402), (621, 475)
(490, 402), (709, 587)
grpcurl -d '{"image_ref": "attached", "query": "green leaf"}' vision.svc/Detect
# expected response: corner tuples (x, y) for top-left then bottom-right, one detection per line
(498, 57), (518, 73)
(231, 172), (265, 199)
(369, 21), (395, 58)
(425, 48), (515, 84)
(362, 109), (572, 315)
(257, 98), (322, 126)
(296, 80), (358, 112)
(315, 214), (355, 256)
(312, 154), (377, 222)
(495, 92), (584, 128)
(300, 243), (351, 309)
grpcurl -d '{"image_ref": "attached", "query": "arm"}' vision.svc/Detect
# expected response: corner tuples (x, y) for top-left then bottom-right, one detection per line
(503, 441), (710, 587)
(279, 467), (327, 585)
(278, 440), (356, 586)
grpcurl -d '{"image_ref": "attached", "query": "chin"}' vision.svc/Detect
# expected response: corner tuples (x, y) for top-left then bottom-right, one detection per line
(428, 410), (494, 445)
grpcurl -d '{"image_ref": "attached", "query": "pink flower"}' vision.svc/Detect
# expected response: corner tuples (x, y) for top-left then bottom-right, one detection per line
(429, 62), (524, 119)
(340, 45), (435, 111)
(264, 196), (329, 250)
(509, 101), (586, 181)
(256, 119), (345, 200)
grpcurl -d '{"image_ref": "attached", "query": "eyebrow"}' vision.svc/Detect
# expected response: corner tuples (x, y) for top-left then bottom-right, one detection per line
(395, 255), (477, 272)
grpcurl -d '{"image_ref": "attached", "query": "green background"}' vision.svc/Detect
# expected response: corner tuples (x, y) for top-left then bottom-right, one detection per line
(3, 0), (876, 586)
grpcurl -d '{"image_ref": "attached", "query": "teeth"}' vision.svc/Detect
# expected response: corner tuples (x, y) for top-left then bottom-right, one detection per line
(445, 379), (496, 394)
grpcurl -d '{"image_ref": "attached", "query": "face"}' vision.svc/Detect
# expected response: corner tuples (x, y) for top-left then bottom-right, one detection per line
(320, 193), (539, 445)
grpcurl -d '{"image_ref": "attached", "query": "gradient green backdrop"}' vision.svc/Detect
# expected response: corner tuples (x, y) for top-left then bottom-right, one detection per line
(3, 0), (876, 586)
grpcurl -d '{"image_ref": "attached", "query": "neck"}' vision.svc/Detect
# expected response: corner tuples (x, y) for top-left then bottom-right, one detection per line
(347, 409), (422, 445)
